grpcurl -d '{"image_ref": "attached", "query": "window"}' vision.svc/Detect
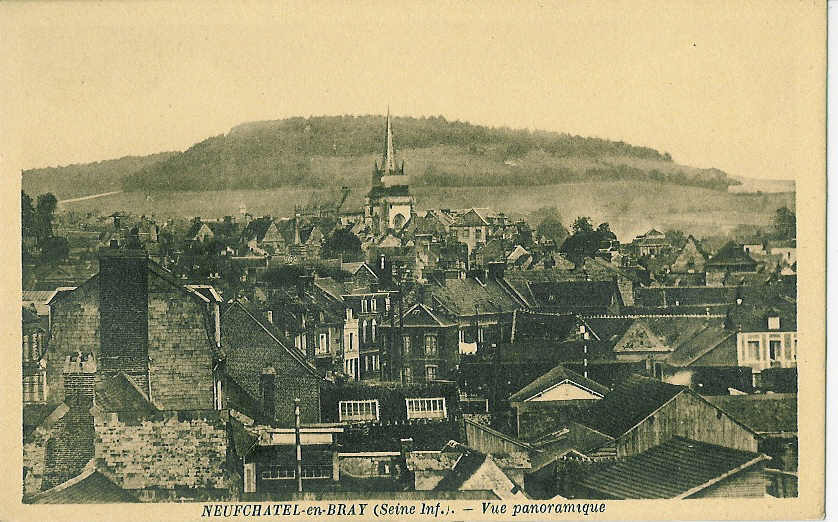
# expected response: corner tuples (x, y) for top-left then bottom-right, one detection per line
(348, 332), (355, 351)
(260, 465), (331, 480)
(378, 461), (391, 475)
(475, 228), (482, 241)
(769, 339), (781, 361)
(424, 334), (438, 357)
(214, 378), (223, 410)
(792, 337), (797, 361)
(426, 365), (438, 381)
(23, 333), (41, 362)
(362, 320), (368, 343)
(339, 399), (379, 422)
(317, 333), (329, 353)
(768, 316), (780, 330)
(371, 298), (377, 312)
(22, 373), (46, 404)
(402, 336), (411, 356)
(371, 319), (377, 342)
(402, 366), (412, 383)
(405, 397), (447, 419)
(747, 340), (761, 361)
(361, 299), (369, 313)
(462, 229), (470, 239)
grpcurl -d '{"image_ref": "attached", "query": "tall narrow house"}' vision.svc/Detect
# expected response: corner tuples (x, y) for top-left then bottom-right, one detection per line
(365, 109), (415, 235)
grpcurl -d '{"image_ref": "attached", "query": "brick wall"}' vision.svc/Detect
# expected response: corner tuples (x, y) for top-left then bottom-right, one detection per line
(147, 271), (215, 410)
(94, 412), (228, 491)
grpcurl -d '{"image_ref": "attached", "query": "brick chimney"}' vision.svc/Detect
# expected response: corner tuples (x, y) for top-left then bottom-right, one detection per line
(261, 367), (277, 424)
(63, 352), (96, 409)
(98, 246), (150, 390)
(487, 261), (506, 281)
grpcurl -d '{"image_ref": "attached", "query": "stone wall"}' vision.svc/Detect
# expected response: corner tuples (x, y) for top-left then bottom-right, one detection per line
(94, 412), (228, 491)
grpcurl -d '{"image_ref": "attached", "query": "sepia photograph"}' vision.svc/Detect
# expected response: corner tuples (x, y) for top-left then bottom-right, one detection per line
(2, 1), (825, 520)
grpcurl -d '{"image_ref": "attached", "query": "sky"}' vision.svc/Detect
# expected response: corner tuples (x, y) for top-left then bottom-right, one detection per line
(1, 1), (824, 181)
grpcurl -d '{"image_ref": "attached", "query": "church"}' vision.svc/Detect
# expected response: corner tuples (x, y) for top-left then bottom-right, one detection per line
(364, 110), (415, 236)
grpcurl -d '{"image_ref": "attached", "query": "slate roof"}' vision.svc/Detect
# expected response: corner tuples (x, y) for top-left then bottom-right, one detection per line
(451, 209), (489, 227)
(430, 278), (520, 316)
(577, 437), (767, 499)
(666, 326), (737, 367)
(526, 280), (622, 312)
(94, 372), (159, 414)
(509, 364), (610, 402)
(582, 375), (685, 438)
(433, 452), (488, 491)
(705, 394), (797, 435)
(29, 469), (138, 504)
(706, 241), (758, 269)
(725, 300), (797, 332)
(634, 286), (740, 307)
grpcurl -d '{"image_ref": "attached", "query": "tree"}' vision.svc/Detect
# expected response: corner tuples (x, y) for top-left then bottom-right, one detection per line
(533, 207), (569, 246)
(34, 192), (58, 246)
(40, 236), (69, 265)
(571, 216), (594, 235)
(322, 228), (362, 261)
(772, 206), (796, 240)
(560, 217), (615, 264)
(665, 229), (687, 250)
(21, 191), (35, 256)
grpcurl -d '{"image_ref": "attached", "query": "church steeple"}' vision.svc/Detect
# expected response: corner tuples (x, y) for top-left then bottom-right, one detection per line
(382, 107), (396, 174)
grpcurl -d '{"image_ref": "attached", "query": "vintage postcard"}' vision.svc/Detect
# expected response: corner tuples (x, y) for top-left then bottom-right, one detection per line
(0, 1), (825, 520)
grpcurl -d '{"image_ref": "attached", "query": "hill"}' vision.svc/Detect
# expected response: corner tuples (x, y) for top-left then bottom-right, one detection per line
(22, 152), (177, 200)
(114, 115), (740, 193)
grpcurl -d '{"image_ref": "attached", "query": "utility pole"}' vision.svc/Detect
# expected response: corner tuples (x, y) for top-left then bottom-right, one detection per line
(295, 398), (302, 493)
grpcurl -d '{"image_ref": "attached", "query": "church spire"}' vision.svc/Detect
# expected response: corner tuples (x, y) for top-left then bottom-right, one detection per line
(382, 107), (396, 173)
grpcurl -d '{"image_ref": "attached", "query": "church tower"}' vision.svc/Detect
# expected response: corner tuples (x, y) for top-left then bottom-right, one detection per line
(365, 109), (414, 235)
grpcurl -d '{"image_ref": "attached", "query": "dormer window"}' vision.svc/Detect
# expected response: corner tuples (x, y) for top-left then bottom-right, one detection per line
(768, 316), (780, 330)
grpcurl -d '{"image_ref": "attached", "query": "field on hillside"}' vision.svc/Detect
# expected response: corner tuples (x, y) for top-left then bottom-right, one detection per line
(58, 181), (794, 241)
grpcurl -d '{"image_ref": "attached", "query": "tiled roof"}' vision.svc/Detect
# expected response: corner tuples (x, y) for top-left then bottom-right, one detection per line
(433, 452), (488, 491)
(29, 469), (138, 504)
(705, 394), (797, 434)
(577, 437), (767, 499)
(509, 364), (610, 402)
(582, 375), (685, 438)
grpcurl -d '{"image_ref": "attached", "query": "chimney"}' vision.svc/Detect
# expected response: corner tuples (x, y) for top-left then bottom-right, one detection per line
(98, 247), (149, 383)
(416, 284), (427, 306)
(296, 274), (314, 299)
(63, 352), (96, 409)
(487, 261), (506, 281)
(399, 438), (414, 460)
(261, 367), (277, 424)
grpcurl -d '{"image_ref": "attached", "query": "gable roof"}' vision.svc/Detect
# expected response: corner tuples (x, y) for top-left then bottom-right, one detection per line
(582, 375), (685, 438)
(221, 301), (318, 377)
(527, 280), (622, 312)
(666, 326), (737, 367)
(401, 303), (455, 327)
(28, 468), (138, 504)
(429, 278), (520, 317)
(707, 241), (758, 268)
(451, 209), (489, 227)
(576, 437), (768, 499)
(94, 372), (160, 414)
(705, 394), (797, 435)
(509, 365), (610, 402)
